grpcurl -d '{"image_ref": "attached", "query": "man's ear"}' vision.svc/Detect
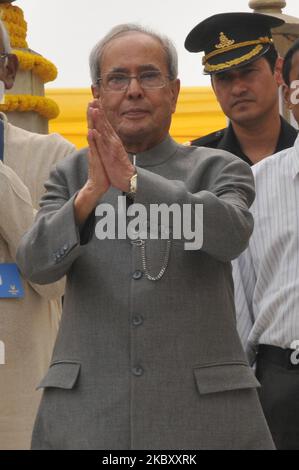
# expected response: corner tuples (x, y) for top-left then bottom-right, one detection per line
(274, 56), (284, 87)
(210, 75), (221, 104)
(2, 54), (18, 90)
(170, 78), (180, 114)
(210, 75), (215, 91)
(91, 84), (100, 99)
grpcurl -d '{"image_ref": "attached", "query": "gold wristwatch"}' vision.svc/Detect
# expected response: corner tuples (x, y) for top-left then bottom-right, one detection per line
(127, 172), (137, 199)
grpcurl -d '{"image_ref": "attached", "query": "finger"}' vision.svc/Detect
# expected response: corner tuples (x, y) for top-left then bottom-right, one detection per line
(91, 129), (107, 163)
(91, 99), (118, 140)
(88, 129), (102, 157)
(87, 128), (95, 147)
(87, 131), (106, 179)
(91, 130), (116, 178)
(87, 130), (97, 165)
(88, 131), (110, 183)
(92, 108), (106, 134)
(87, 104), (95, 130)
(100, 127), (128, 163)
(89, 99), (100, 109)
(93, 99), (112, 127)
(87, 99), (104, 128)
(99, 117), (119, 150)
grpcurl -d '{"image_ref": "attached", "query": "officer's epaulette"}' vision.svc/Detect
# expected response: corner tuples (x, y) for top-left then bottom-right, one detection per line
(188, 129), (225, 148)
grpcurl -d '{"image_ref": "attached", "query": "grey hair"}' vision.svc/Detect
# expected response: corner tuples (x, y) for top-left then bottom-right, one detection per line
(89, 23), (178, 85)
(0, 20), (11, 54)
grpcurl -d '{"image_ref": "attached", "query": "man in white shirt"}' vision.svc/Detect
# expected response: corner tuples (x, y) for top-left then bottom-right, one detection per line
(233, 39), (299, 449)
(0, 19), (75, 449)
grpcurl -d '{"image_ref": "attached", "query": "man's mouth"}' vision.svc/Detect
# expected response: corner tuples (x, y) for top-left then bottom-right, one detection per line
(232, 99), (254, 108)
(122, 108), (149, 117)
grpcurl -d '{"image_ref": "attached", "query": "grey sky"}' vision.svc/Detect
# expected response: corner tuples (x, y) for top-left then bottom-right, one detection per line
(16, 0), (299, 88)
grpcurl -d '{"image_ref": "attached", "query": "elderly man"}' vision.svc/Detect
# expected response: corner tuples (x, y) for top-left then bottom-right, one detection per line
(17, 24), (274, 450)
(232, 40), (299, 450)
(0, 20), (75, 449)
(185, 13), (297, 165)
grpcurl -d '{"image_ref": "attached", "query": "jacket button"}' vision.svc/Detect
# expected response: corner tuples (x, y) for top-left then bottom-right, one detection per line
(133, 270), (143, 280)
(132, 315), (144, 327)
(132, 366), (144, 377)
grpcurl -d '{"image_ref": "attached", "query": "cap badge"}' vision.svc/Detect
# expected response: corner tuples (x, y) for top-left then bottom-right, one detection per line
(215, 32), (235, 50)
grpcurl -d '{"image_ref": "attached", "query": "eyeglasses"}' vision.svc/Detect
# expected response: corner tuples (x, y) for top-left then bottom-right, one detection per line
(96, 70), (170, 92)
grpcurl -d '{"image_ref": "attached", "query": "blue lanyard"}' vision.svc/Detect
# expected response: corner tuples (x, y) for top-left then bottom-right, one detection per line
(0, 119), (4, 162)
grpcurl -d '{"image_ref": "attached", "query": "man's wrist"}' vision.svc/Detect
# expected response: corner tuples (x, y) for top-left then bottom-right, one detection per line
(74, 186), (103, 225)
(126, 170), (138, 199)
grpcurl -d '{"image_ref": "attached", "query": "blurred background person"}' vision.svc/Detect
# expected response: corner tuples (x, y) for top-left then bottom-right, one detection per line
(0, 19), (75, 450)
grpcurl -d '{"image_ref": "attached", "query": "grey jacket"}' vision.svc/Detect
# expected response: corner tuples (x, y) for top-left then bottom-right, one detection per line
(17, 136), (274, 450)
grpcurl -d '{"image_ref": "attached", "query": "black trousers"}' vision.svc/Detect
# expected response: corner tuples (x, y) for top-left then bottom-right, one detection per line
(256, 344), (299, 450)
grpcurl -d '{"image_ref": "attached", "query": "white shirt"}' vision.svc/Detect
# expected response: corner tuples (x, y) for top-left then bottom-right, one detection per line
(233, 135), (299, 365)
(0, 114), (75, 450)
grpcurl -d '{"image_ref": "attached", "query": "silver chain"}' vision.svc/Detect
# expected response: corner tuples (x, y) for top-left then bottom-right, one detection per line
(135, 239), (172, 281)
(130, 155), (171, 281)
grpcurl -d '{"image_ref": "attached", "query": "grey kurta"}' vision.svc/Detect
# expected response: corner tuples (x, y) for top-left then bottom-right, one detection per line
(17, 136), (274, 450)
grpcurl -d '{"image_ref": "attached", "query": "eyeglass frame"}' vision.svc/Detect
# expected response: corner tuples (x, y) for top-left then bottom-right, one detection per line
(0, 53), (9, 62)
(95, 70), (172, 92)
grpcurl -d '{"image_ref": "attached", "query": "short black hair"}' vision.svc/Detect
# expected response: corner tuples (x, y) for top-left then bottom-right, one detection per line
(263, 44), (278, 73)
(283, 39), (299, 86)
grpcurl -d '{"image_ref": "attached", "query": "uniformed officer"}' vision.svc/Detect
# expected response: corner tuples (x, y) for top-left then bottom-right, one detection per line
(185, 12), (298, 165)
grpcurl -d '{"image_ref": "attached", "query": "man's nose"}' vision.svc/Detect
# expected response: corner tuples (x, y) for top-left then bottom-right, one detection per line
(126, 77), (144, 98)
(231, 77), (248, 95)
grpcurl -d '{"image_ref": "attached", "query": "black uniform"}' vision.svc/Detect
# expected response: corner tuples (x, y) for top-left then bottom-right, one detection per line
(191, 117), (298, 166)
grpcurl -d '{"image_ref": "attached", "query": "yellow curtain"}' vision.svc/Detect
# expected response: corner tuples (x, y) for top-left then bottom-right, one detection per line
(46, 87), (226, 149)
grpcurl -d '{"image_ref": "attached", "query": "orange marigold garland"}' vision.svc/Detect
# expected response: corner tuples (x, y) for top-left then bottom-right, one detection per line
(0, 2), (60, 120)
(0, 3), (28, 48)
(13, 50), (58, 83)
(0, 95), (60, 120)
